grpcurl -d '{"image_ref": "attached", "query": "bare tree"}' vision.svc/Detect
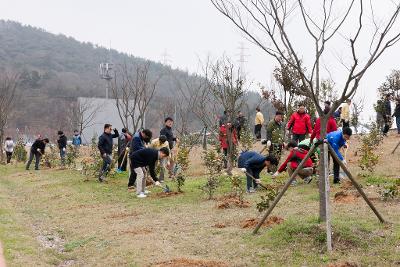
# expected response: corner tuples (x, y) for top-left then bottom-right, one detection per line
(111, 62), (161, 132)
(0, 72), (18, 161)
(211, 0), (400, 222)
(71, 98), (101, 141)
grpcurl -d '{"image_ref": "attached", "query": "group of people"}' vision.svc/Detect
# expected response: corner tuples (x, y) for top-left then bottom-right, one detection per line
(376, 95), (400, 135)
(237, 101), (354, 193)
(97, 117), (178, 198)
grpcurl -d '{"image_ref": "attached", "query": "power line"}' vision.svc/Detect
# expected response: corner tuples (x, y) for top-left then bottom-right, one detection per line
(161, 49), (172, 66)
(236, 42), (250, 78)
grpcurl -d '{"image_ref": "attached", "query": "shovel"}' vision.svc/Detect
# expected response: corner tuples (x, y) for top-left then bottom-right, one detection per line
(116, 149), (128, 173)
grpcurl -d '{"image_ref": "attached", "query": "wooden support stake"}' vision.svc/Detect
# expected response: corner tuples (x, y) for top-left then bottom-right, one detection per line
(253, 144), (318, 234)
(327, 143), (385, 223)
(391, 140), (400, 154)
(323, 143), (332, 252)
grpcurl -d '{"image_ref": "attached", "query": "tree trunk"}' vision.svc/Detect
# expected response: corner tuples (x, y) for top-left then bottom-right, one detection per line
(0, 127), (4, 163)
(318, 116), (328, 222)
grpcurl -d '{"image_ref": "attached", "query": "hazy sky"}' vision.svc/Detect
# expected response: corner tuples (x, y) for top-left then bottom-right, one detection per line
(1, 0), (400, 121)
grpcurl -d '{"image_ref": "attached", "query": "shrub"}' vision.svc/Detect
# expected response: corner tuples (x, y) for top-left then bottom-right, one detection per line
(13, 139), (27, 162)
(201, 149), (224, 199)
(358, 123), (383, 172)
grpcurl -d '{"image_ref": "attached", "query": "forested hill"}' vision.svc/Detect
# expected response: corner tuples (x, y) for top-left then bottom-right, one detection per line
(0, 20), (271, 138)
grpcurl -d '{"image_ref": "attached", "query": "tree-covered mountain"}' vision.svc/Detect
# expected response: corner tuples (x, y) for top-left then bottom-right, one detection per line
(0, 20), (273, 138)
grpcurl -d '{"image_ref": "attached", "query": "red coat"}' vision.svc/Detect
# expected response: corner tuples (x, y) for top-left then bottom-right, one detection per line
(310, 116), (337, 142)
(287, 112), (312, 135)
(219, 125), (238, 149)
(278, 148), (313, 173)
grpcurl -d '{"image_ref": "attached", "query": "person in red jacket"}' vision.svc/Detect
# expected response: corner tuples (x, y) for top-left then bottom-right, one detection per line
(287, 103), (313, 143)
(219, 122), (238, 168)
(272, 141), (314, 184)
(310, 101), (338, 142)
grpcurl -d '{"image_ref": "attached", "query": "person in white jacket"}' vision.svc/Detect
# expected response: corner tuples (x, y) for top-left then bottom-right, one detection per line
(4, 137), (14, 164)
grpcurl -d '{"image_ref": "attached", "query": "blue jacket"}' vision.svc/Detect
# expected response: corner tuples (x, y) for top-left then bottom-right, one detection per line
(327, 130), (346, 161)
(238, 151), (267, 178)
(129, 132), (146, 157)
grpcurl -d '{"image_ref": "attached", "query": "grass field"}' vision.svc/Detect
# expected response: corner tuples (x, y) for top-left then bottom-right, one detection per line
(0, 133), (399, 267)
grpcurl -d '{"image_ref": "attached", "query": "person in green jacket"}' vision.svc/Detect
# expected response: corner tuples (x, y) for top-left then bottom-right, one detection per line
(265, 111), (285, 166)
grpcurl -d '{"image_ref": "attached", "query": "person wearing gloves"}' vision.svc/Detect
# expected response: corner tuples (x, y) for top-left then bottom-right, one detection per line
(148, 135), (170, 182)
(273, 141), (314, 184)
(340, 99), (351, 128)
(326, 127), (352, 184)
(26, 137), (49, 170)
(238, 151), (278, 193)
(129, 147), (170, 198)
(97, 124), (119, 182)
(57, 130), (67, 167)
(4, 137), (14, 164)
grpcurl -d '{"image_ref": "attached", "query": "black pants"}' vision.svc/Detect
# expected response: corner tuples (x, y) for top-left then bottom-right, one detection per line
(329, 153), (341, 183)
(292, 134), (306, 143)
(254, 124), (262, 140)
(128, 158), (137, 187)
(341, 120), (350, 128)
(223, 148), (228, 168)
(26, 151), (41, 170)
(6, 152), (12, 163)
(99, 154), (112, 177)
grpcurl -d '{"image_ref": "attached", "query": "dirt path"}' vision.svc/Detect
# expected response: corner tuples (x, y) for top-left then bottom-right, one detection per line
(0, 242), (5, 267)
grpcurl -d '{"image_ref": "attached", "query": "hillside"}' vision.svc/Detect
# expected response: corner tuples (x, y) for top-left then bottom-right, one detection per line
(0, 20), (271, 138)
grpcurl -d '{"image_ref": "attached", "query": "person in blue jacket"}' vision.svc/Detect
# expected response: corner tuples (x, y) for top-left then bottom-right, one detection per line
(326, 127), (352, 184)
(238, 151), (278, 193)
(129, 129), (152, 156)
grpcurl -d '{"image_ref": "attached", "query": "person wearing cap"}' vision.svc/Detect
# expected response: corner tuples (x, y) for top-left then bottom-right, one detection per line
(265, 111), (285, 165)
(326, 127), (352, 184)
(57, 130), (67, 167)
(310, 101), (337, 143)
(287, 103), (313, 143)
(149, 135), (170, 182)
(273, 141), (314, 184)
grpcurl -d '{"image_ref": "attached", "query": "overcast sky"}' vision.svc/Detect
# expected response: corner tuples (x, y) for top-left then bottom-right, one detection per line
(1, 0), (400, 122)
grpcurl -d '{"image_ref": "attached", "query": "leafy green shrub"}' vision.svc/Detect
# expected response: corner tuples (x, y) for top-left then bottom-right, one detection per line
(13, 139), (27, 162)
(201, 149), (224, 199)
(358, 123), (383, 172)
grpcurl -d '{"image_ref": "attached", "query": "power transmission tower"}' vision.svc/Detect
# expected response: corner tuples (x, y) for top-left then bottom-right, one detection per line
(161, 49), (172, 66)
(237, 42), (249, 78)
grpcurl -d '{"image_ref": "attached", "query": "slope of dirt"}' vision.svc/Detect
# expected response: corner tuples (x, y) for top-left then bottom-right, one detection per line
(153, 258), (228, 267)
(334, 191), (360, 204)
(241, 216), (284, 229)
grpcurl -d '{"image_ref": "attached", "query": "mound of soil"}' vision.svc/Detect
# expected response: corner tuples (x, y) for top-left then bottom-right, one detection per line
(241, 216), (284, 229)
(153, 258), (228, 267)
(154, 191), (182, 198)
(217, 196), (251, 209)
(334, 191), (360, 203)
(105, 211), (140, 219)
(213, 223), (227, 228)
(327, 262), (359, 267)
(340, 180), (354, 190)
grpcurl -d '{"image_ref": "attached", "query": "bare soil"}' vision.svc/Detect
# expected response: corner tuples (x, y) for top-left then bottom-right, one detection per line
(334, 191), (360, 204)
(241, 216), (284, 229)
(327, 262), (359, 267)
(212, 223), (227, 228)
(153, 191), (182, 198)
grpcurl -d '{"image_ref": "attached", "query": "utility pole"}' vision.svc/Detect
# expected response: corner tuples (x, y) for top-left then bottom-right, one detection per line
(99, 43), (113, 99)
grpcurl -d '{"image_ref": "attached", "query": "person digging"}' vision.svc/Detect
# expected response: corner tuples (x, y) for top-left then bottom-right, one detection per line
(26, 138), (49, 171)
(128, 147), (170, 198)
(272, 141), (314, 185)
(237, 151), (278, 193)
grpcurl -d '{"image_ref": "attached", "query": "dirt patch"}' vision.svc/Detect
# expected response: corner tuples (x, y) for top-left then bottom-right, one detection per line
(334, 191), (360, 203)
(213, 223), (227, 228)
(241, 216), (284, 229)
(153, 258), (228, 267)
(327, 262), (359, 267)
(340, 180), (354, 190)
(105, 211), (140, 219)
(217, 196), (251, 209)
(119, 229), (152, 235)
(154, 191), (182, 198)
(37, 233), (65, 252)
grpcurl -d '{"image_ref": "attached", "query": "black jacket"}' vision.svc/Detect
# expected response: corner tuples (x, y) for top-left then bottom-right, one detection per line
(393, 103), (400, 117)
(130, 148), (159, 181)
(160, 126), (176, 149)
(384, 100), (392, 116)
(31, 139), (46, 155)
(98, 130), (119, 155)
(57, 135), (67, 150)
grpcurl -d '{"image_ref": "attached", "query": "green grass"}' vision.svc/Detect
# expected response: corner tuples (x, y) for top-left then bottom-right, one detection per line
(0, 164), (399, 266)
